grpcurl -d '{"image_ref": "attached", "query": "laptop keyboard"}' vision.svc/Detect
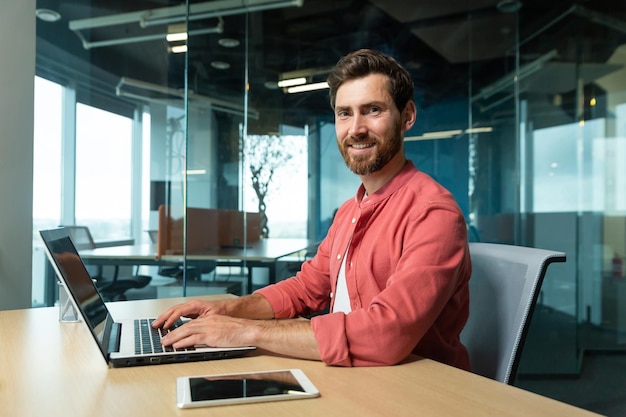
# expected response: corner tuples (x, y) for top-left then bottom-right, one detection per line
(134, 318), (196, 355)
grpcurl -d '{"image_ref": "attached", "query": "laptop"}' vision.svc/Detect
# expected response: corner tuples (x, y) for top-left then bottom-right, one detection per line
(39, 227), (255, 368)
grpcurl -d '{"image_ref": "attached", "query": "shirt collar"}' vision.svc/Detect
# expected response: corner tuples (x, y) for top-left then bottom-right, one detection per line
(355, 160), (418, 205)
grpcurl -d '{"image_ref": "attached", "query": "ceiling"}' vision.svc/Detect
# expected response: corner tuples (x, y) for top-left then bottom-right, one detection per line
(35, 0), (626, 129)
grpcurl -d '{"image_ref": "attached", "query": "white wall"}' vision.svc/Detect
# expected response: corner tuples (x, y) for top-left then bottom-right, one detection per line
(0, 1), (35, 310)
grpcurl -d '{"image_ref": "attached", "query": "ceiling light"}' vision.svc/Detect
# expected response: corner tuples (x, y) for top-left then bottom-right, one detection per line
(423, 129), (464, 138)
(211, 61), (231, 70)
(184, 169), (207, 175)
(277, 77), (307, 88)
(170, 45), (188, 54)
(465, 127), (494, 134)
(278, 66), (333, 93)
(36, 8), (61, 22)
(286, 81), (329, 94)
(218, 38), (240, 48)
(405, 127), (493, 141)
(166, 32), (188, 42)
(166, 24), (188, 42)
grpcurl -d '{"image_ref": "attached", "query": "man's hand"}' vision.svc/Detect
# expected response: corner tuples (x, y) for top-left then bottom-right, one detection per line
(160, 314), (252, 348)
(160, 314), (321, 361)
(151, 294), (274, 330)
(150, 294), (320, 361)
(151, 299), (226, 330)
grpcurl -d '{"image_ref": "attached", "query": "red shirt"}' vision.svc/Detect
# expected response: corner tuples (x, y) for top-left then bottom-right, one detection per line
(256, 161), (471, 368)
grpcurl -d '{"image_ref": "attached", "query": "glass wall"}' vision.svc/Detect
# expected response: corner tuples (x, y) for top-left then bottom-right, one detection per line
(34, 0), (626, 412)
(466, 3), (626, 378)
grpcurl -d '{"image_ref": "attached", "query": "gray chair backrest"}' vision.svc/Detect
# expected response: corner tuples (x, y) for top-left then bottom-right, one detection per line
(61, 225), (97, 250)
(461, 242), (566, 385)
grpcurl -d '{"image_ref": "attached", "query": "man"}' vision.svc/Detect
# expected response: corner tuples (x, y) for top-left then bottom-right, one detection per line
(153, 49), (472, 369)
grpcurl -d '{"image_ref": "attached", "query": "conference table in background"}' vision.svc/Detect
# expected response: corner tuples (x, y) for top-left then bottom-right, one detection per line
(1, 295), (602, 417)
(44, 238), (314, 305)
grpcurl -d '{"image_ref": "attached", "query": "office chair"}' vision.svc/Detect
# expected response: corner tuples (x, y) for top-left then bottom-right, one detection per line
(460, 242), (566, 385)
(146, 230), (215, 281)
(62, 225), (152, 301)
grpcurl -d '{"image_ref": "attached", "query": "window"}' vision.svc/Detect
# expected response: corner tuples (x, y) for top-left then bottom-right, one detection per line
(75, 104), (133, 240)
(32, 76), (63, 306)
(33, 77), (63, 232)
(243, 130), (308, 238)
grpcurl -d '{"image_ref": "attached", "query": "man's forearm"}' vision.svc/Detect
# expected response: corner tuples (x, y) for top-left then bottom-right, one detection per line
(223, 293), (275, 320)
(210, 295), (322, 361)
(248, 317), (321, 361)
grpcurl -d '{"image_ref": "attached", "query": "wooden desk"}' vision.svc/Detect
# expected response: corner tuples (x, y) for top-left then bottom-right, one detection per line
(0, 296), (600, 417)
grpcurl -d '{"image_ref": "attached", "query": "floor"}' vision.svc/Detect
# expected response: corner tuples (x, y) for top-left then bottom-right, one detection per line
(516, 306), (626, 417)
(518, 353), (626, 416)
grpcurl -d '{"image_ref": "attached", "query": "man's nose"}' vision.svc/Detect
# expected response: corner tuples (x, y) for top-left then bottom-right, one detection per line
(348, 114), (367, 137)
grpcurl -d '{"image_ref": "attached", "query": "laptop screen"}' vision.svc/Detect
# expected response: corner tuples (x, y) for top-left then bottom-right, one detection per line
(40, 228), (112, 356)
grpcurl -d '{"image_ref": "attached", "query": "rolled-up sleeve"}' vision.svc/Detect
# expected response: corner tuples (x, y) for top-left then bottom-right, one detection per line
(311, 313), (351, 366)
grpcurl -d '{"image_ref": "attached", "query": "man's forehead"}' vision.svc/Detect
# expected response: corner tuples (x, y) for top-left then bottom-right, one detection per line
(335, 74), (392, 106)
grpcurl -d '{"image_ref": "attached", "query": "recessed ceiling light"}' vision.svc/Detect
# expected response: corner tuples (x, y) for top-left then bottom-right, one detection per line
(36, 8), (62, 22)
(211, 61), (230, 70)
(166, 32), (188, 42)
(218, 38), (240, 48)
(170, 45), (188, 54)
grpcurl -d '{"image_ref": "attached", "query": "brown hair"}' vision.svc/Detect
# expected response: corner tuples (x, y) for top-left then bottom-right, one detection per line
(327, 49), (414, 111)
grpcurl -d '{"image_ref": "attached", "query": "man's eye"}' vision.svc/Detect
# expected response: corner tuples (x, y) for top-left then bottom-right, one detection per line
(368, 107), (381, 114)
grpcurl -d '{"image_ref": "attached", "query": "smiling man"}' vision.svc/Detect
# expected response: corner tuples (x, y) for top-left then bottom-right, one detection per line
(153, 49), (472, 369)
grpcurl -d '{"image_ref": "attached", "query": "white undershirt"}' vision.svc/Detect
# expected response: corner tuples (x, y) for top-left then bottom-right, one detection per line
(332, 248), (352, 313)
(333, 193), (368, 314)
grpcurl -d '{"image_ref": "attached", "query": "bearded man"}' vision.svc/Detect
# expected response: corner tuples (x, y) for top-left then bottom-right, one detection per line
(154, 49), (472, 369)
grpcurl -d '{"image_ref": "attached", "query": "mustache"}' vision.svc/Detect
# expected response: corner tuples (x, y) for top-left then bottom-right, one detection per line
(344, 135), (375, 144)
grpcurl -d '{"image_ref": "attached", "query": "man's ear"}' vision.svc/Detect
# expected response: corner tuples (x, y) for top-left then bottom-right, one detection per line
(402, 101), (417, 131)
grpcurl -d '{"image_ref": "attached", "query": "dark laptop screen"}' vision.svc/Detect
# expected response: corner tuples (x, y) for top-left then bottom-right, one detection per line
(40, 229), (109, 336)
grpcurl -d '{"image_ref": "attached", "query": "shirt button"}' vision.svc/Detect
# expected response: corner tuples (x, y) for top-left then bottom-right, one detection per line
(336, 254), (341, 260)
(351, 218), (356, 224)
(330, 292), (334, 298)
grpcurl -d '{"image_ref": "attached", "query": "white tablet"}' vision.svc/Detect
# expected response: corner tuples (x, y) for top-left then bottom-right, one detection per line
(176, 368), (320, 408)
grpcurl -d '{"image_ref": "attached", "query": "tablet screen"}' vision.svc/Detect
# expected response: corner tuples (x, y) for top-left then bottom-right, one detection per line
(189, 370), (306, 401)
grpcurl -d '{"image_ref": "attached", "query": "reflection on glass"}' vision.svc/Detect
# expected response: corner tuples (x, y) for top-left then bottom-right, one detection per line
(190, 371), (305, 401)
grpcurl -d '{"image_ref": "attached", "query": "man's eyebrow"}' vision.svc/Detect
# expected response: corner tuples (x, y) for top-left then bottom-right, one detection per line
(335, 101), (386, 111)
(362, 101), (386, 108)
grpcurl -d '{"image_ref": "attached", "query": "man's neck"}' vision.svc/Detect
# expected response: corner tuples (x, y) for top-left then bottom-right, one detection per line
(360, 153), (406, 196)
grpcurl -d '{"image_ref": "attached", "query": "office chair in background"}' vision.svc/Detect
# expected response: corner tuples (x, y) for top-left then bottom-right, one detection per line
(62, 225), (152, 301)
(146, 230), (216, 281)
(461, 242), (566, 385)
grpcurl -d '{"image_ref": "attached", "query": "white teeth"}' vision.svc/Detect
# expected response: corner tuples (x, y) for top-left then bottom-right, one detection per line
(352, 143), (371, 149)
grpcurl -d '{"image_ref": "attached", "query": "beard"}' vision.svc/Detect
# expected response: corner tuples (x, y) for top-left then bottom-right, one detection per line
(339, 122), (404, 175)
